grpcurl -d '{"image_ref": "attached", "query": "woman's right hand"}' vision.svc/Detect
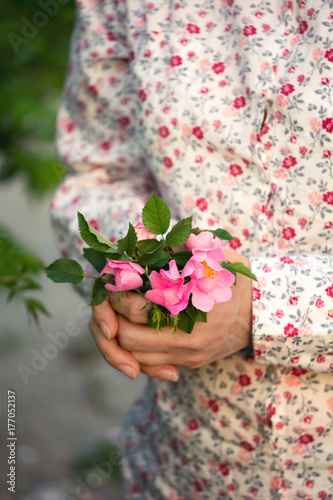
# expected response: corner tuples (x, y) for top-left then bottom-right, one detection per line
(89, 293), (180, 382)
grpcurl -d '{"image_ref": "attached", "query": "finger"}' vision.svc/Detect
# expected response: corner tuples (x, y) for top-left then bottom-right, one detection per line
(140, 364), (180, 382)
(92, 295), (118, 340)
(89, 315), (141, 379)
(116, 314), (204, 353)
(110, 291), (152, 324)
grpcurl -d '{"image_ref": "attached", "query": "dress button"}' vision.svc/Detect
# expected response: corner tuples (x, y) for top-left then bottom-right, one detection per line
(262, 66), (273, 80)
(260, 170), (269, 183)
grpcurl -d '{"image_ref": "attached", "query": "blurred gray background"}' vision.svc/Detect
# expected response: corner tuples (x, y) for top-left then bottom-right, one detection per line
(0, 2), (146, 498)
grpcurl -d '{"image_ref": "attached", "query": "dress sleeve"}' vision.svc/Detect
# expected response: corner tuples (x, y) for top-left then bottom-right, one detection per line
(250, 253), (333, 374)
(50, 0), (155, 296)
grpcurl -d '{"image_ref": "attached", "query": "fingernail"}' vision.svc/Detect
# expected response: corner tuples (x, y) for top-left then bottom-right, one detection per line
(100, 321), (110, 340)
(156, 368), (179, 382)
(118, 365), (136, 379)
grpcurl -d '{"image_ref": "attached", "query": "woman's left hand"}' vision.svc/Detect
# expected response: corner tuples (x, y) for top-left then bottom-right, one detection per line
(107, 249), (253, 379)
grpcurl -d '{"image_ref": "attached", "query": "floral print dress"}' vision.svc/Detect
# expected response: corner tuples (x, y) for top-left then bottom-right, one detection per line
(51, 0), (333, 498)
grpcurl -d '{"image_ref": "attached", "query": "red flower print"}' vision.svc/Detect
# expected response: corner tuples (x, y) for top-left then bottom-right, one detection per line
(323, 191), (333, 205)
(284, 323), (299, 337)
(282, 227), (296, 240)
(196, 197), (208, 211)
(192, 126), (204, 140)
(238, 374), (251, 386)
(101, 141), (111, 151)
(284, 391), (292, 401)
(212, 62), (225, 74)
(262, 24), (271, 31)
(307, 8), (315, 16)
(208, 398), (219, 413)
(316, 426), (325, 434)
(253, 288), (261, 301)
(298, 218), (307, 226)
(317, 355), (325, 363)
(289, 297), (298, 305)
(229, 163), (243, 176)
(298, 433), (314, 445)
(229, 237), (241, 250)
(187, 23), (200, 33)
(163, 156), (173, 168)
(240, 440), (255, 452)
(323, 149), (331, 158)
(325, 285), (333, 297)
(280, 83), (295, 95)
(170, 55), (182, 67)
(242, 229), (250, 238)
(316, 299), (324, 308)
(267, 403), (276, 418)
(243, 25), (257, 36)
(219, 463), (230, 476)
(193, 481), (203, 492)
(158, 125), (170, 138)
(299, 146), (307, 155)
(138, 89), (147, 102)
(297, 75), (305, 83)
(118, 116), (130, 127)
(325, 48), (333, 62)
(322, 117), (333, 133)
(276, 309), (284, 318)
(188, 419), (198, 430)
(298, 20), (308, 34)
(280, 256), (294, 264)
(321, 77), (330, 85)
(233, 96), (246, 109)
(281, 156), (297, 168)
(318, 491), (327, 499)
(291, 367), (307, 376)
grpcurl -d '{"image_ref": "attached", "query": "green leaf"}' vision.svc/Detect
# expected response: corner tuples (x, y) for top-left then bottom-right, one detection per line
(137, 239), (162, 254)
(45, 258), (84, 284)
(210, 228), (235, 240)
(117, 223), (137, 257)
(89, 277), (109, 306)
(222, 261), (258, 282)
(138, 247), (168, 266)
(147, 304), (170, 331)
(142, 192), (171, 235)
(24, 298), (50, 325)
(173, 251), (193, 268)
(166, 216), (192, 247)
(178, 310), (195, 334)
(83, 248), (107, 274)
(150, 256), (170, 269)
(194, 308), (207, 324)
(77, 212), (117, 251)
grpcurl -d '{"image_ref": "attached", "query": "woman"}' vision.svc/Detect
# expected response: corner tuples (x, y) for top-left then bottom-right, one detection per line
(51, 0), (333, 498)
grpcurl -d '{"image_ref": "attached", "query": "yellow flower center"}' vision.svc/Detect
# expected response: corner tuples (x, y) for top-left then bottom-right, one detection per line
(201, 261), (217, 279)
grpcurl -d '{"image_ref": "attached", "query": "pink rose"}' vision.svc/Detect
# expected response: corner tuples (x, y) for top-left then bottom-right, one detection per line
(101, 260), (145, 292)
(145, 260), (195, 316)
(133, 221), (157, 240)
(183, 257), (235, 312)
(184, 232), (227, 269)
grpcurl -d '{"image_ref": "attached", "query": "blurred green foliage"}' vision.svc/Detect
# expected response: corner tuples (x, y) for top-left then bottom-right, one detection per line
(0, 1), (75, 322)
(0, 0), (75, 194)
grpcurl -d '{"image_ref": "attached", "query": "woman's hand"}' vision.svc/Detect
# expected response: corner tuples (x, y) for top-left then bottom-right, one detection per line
(89, 249), (252, 381)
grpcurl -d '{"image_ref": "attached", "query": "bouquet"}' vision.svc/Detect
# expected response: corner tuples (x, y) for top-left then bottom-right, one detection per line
(46, 193), (257, 334)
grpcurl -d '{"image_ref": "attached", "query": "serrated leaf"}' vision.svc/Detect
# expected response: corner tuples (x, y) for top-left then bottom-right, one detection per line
(137, 239), (162, 254)
(150, 256), (170, 269)
(142, 192), (171, 235)
(89, 277), (109, 306)
(194, 308), (207, 324)
(222, 261), (258, 282)
(117, 223), (137, 257)
(77, 212), (117, 251)
(210, 228), (235, 240)
(166, 216), (192, 247)
(83, 248), (107, 274)
(173, 251), (193, 268)
(178, 310), (195, 334)
(138, 247), (168, 266)
(45, 258), (84, 284)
